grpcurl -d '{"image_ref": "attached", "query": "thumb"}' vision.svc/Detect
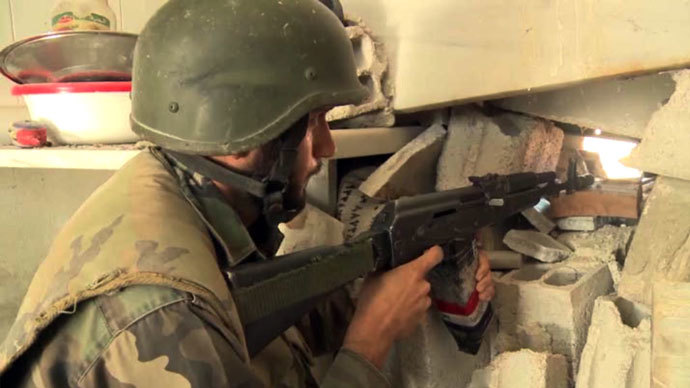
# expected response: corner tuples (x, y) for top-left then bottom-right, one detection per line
(416, 245), (444, 273)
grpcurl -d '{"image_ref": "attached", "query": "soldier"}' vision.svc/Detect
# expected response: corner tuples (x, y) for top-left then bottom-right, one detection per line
(0, 0), (494, 387)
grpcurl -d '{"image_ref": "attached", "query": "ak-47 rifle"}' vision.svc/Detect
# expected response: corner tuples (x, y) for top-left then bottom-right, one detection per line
(228, 166), (593, 357)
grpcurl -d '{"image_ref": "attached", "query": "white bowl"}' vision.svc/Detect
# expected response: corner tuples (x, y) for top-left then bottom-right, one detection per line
(12, 81), (137, 144)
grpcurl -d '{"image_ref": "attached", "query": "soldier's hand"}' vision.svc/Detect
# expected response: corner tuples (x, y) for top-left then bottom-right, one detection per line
(475, 250), (495, 301)
(343, 246), (443, 369)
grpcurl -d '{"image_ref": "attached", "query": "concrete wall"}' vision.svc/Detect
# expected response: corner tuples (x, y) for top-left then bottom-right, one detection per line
(0, 168), (112, 340)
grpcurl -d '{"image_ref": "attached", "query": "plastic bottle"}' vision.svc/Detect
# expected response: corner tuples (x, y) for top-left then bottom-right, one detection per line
(50, 0), (117, 31)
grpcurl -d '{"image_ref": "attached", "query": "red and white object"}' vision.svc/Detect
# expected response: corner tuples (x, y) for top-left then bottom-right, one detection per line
(9, 121), (48, 148)
(12, 81), (136, 144)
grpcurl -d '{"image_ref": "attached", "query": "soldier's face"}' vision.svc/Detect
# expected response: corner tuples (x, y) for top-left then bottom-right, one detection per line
(285, 109), (335, 208)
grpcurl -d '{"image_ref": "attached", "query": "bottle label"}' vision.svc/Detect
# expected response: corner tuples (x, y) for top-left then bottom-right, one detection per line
(51, 11), (111, 31)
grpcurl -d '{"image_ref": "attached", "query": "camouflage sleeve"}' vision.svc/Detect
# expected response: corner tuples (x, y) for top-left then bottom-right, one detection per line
(79, 294), (388, 388)
(79, 298), (263, 388)
(321, 349), (390, 388)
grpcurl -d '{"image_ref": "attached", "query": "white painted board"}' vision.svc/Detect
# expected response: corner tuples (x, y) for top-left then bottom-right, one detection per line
(341, 0), (690, 112)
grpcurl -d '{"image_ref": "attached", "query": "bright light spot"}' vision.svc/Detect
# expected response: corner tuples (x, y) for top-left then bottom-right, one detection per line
(594, 128), (602, 136)
(582, 137), (641, 179)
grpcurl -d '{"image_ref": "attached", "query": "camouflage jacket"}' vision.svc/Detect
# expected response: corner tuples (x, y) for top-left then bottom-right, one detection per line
(0, 149), (389, 387)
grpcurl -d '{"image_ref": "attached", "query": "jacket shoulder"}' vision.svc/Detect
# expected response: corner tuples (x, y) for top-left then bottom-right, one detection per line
(1, 285), (191, 387)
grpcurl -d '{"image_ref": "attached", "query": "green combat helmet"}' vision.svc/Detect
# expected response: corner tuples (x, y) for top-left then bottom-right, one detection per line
(130, 0), (367, 224)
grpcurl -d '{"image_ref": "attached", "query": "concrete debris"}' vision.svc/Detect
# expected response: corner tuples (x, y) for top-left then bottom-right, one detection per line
(652, 281), (690, 388)
(468, 349), (568, 388)
(327, 17), (395, 128)
(336, 167), (386, 241)
(522, 204), (557, 234)
(607, 261), (624, 292)
(359, 124), (446, 200)
(619, 176), (690, 306)
(557, 225), (634, 264)
(548, 180), (641, 220)
(384, 309), (494, 388)
(557, 216), (602, 232)
(576, 295), (651, 388)
(491, 72), (676, 139)
(624, 70), (690, 181)
(487, 250), (525, 270)
(276, 204), (345, 255)
(436, 105), (564, 191)
(503, 230), (572, 263)
(493, 263), (613, 376)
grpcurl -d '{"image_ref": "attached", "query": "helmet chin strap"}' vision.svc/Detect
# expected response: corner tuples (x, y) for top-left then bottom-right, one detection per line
(164, 115), (309, 226)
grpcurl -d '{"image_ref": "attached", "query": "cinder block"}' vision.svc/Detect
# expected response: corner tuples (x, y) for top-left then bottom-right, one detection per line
(493, 263), (614, 376)
(468, 349), (568, 388)
(359, 124), (446, 200)
(652, 281), (690, 388)
(327, 17), (394, 128)
(576, 295), (651, 388)
(436, 106), (564, 191)
(276, 204), (345, 255)
(503, 229), (572, 263)
(619, 176), (690, 306)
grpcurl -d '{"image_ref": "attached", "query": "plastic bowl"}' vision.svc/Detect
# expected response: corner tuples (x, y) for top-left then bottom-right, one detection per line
(12, 81), (136, 144)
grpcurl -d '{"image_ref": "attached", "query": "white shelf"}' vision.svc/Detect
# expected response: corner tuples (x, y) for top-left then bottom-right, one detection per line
(0, 126), (425, 170)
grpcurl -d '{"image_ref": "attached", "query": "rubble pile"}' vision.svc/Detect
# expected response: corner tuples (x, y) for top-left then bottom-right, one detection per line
(278, 66), (690, 387)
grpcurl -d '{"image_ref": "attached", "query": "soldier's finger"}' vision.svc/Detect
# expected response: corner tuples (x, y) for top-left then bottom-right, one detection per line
(475, 258), (490, 281)
(416, 246), (444, 273)
(479, 285), (495, 301)
(476, 275), (492, 293)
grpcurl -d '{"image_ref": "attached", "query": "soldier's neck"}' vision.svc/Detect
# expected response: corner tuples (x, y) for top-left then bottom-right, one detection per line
(212, 180), (261, 227)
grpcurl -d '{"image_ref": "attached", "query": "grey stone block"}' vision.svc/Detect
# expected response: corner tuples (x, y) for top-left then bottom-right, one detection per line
(503, 229), (572, 263)
(436, 106), (564, 191)
(359, 124), (446, 200)
(522, 206), (557, 234)
(556, 216), (602, 232)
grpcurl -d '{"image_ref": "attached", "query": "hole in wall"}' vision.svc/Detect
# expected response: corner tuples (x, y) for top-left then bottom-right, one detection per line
(351, 35), (374, 70)
(511, 266), (549, 282)
(358, 74), (375, 94)
(613, 297), (645, 328)
(582, 137), (641, 179)
(543, 268), (582, 286)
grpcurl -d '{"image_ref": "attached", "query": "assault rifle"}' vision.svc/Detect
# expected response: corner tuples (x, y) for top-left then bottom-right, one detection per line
(228, 166), (593, 356)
